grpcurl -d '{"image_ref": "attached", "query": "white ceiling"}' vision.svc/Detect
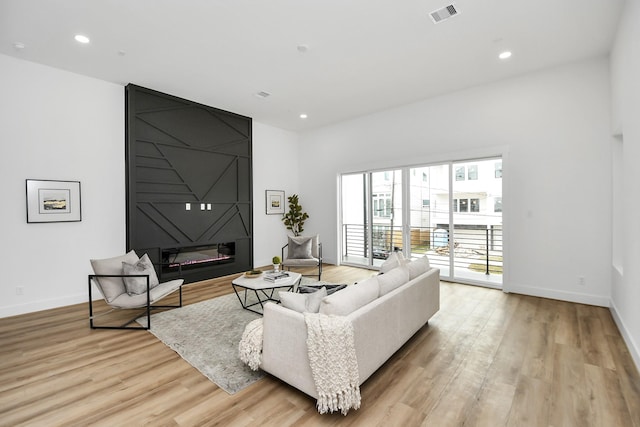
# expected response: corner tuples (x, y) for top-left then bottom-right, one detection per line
(0, 0), (623, 131)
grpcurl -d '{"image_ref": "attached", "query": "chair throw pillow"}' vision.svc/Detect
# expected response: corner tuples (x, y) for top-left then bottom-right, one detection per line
(90, 250), (139, 303)
(288, 236), (313, 259)
(122, 253), (160, 295)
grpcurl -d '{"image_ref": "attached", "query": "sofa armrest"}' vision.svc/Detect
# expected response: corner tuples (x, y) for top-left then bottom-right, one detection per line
(261, 302), (318, 398)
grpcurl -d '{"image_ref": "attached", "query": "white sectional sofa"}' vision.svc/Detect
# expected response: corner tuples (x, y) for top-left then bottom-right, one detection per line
(260, 257), (440, 399)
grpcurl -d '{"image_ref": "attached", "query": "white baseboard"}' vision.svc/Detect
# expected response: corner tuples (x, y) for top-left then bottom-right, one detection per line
(505, 283), (610, 307)
(609, 300), (640, 374)
(0, 293), (89, 319)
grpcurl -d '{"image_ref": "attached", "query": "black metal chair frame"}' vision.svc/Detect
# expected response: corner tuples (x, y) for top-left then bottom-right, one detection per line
(88, 274), (183, 330)
(281, 242), (322, 281)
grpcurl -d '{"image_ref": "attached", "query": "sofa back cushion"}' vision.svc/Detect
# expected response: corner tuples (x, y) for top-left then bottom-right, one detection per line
(379, 252), (401, 273)
(319, 276), (379, 316)
(406, 256), (431, 280)
(378, 265), (410, 296)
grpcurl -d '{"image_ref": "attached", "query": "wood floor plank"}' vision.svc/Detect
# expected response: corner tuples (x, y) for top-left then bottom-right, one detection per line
(1, 265), (639, 426)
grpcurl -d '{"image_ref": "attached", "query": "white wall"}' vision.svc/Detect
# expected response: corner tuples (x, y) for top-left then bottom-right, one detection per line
(0, 54), (299, 317)
(0, 54), (125, 317)
(610, 0), (640, 371)
(251, 122), (300, 267)
(299, 57), (613, 307)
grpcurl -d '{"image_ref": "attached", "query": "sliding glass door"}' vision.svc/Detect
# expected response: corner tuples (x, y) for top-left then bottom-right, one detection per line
(341, 157), (503, 287)
(340, 169), (403, 268)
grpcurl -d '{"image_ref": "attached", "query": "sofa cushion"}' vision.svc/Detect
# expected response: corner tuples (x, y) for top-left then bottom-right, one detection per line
(380, 251), (408, 273)
(122, 253), (160, 295)
(90, 250), (139, 303)
(407, 256), (431, 280)
(379, 252), (399, 273)
(319, 276), (379, 316)
(378, 265), (410, 296)
(281, 286), (327, 313)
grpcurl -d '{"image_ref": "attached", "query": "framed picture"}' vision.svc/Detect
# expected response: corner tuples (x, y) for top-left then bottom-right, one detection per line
(26, 179), (82, 223)
(265, 190), (285, 215)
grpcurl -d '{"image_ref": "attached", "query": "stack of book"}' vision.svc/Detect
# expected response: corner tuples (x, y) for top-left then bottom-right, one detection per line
(264, 271), (290, 282)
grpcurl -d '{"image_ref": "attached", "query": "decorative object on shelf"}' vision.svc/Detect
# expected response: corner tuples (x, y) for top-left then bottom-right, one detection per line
(282, 194), (309, 236)
(272, 255), (281, 272)
(26, 179), (81, 223)
(266, 190), (285, 215)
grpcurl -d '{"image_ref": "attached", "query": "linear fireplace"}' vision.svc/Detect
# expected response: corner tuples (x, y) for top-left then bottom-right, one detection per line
(161, 242), (235, 275)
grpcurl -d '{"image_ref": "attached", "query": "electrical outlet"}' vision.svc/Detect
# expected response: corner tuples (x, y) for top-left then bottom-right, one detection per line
(578, 276), (585, 286)
(16, 286), (24, 295)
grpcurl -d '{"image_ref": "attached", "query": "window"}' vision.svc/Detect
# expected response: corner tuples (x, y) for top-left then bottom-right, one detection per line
(459, 199), (469, 212)
(453, 198), (458, 212)
(455, 166), (465, 181)
(494, 197), (502, 212)
(422, 199), (430, 208)
(422, 172), (428, 182)
(470, 198), (479, 212)
(373, 193), (391, 218)
(495, 162), (502, 178)
(468, 165), (478, 180)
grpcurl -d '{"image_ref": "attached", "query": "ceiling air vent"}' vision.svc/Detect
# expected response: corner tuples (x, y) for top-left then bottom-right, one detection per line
(254, 91), (271, 99)
(429, 4), (460, 24)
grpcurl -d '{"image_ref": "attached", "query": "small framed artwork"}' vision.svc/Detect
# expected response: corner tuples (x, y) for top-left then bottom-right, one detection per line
(265, 190), (285, 215)
(26, 179), (82, 223)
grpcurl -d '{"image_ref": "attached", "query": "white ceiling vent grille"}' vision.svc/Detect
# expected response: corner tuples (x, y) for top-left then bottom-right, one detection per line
(429, 4), (460, 24)
(254, 91), (271, 99)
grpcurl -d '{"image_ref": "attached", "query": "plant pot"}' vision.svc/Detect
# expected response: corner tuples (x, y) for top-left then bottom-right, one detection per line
(273, 264), (280, 272)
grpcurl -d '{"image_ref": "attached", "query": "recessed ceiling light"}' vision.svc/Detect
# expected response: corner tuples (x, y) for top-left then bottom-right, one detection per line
(499, 51), (512, 60)
(297, 45), (309, 53)
(299, 114), (308, 119)
(13, 42), (25, 50)
(74, 34), (90, 44)
(254, 91), (271, 99)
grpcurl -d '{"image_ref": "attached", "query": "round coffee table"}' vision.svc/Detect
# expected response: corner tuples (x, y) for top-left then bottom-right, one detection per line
(231, 271), (302, 315)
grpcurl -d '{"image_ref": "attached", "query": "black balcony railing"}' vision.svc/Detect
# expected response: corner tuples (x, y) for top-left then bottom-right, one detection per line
(343, 223), (503, 275)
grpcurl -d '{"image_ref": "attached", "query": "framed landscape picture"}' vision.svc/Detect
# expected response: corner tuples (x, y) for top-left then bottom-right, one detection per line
(26, 179), (82, 223)
(265, 190), (285, 215)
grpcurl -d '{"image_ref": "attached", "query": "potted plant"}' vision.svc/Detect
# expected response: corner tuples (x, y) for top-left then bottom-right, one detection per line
(282, 194), (309, 237)
(272, 256), (281, 272)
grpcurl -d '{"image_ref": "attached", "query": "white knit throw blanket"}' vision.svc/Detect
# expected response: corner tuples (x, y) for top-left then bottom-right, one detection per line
(304, 313), (361, 415)
(238, 318), (263, 371)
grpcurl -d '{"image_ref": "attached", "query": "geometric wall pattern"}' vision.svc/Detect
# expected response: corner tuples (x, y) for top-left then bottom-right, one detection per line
(125, 84), (253, 283)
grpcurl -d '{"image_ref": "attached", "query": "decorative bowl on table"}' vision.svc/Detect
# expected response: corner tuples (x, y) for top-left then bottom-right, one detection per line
(244, 270), (263, 278)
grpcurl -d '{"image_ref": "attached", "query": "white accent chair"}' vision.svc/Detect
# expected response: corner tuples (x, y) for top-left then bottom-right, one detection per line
(281, 234), (322, 280)
(88, 250), (184, 330)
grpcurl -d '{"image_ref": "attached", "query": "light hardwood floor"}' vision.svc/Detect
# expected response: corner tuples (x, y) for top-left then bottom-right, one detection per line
(1, 265), (639, 426)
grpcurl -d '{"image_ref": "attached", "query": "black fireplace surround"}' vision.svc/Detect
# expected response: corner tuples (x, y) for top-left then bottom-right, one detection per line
(125, 84), (253, 284)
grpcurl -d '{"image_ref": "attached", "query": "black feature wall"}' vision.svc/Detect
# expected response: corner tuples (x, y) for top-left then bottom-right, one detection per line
(125, 84), (252, 283)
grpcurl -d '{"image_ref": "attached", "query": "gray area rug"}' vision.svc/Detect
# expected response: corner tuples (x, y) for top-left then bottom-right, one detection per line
(137, 278), (328, 394)
(137, 292), (262, 394)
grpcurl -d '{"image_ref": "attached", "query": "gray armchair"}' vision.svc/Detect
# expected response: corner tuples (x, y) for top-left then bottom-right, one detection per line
(281, 234), (322, 280)
(88, 250), (184, 330)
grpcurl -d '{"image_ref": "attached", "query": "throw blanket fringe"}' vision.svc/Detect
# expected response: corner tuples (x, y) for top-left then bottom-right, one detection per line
(304, 313), (361, 415)
(238, 318), (263, 371)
